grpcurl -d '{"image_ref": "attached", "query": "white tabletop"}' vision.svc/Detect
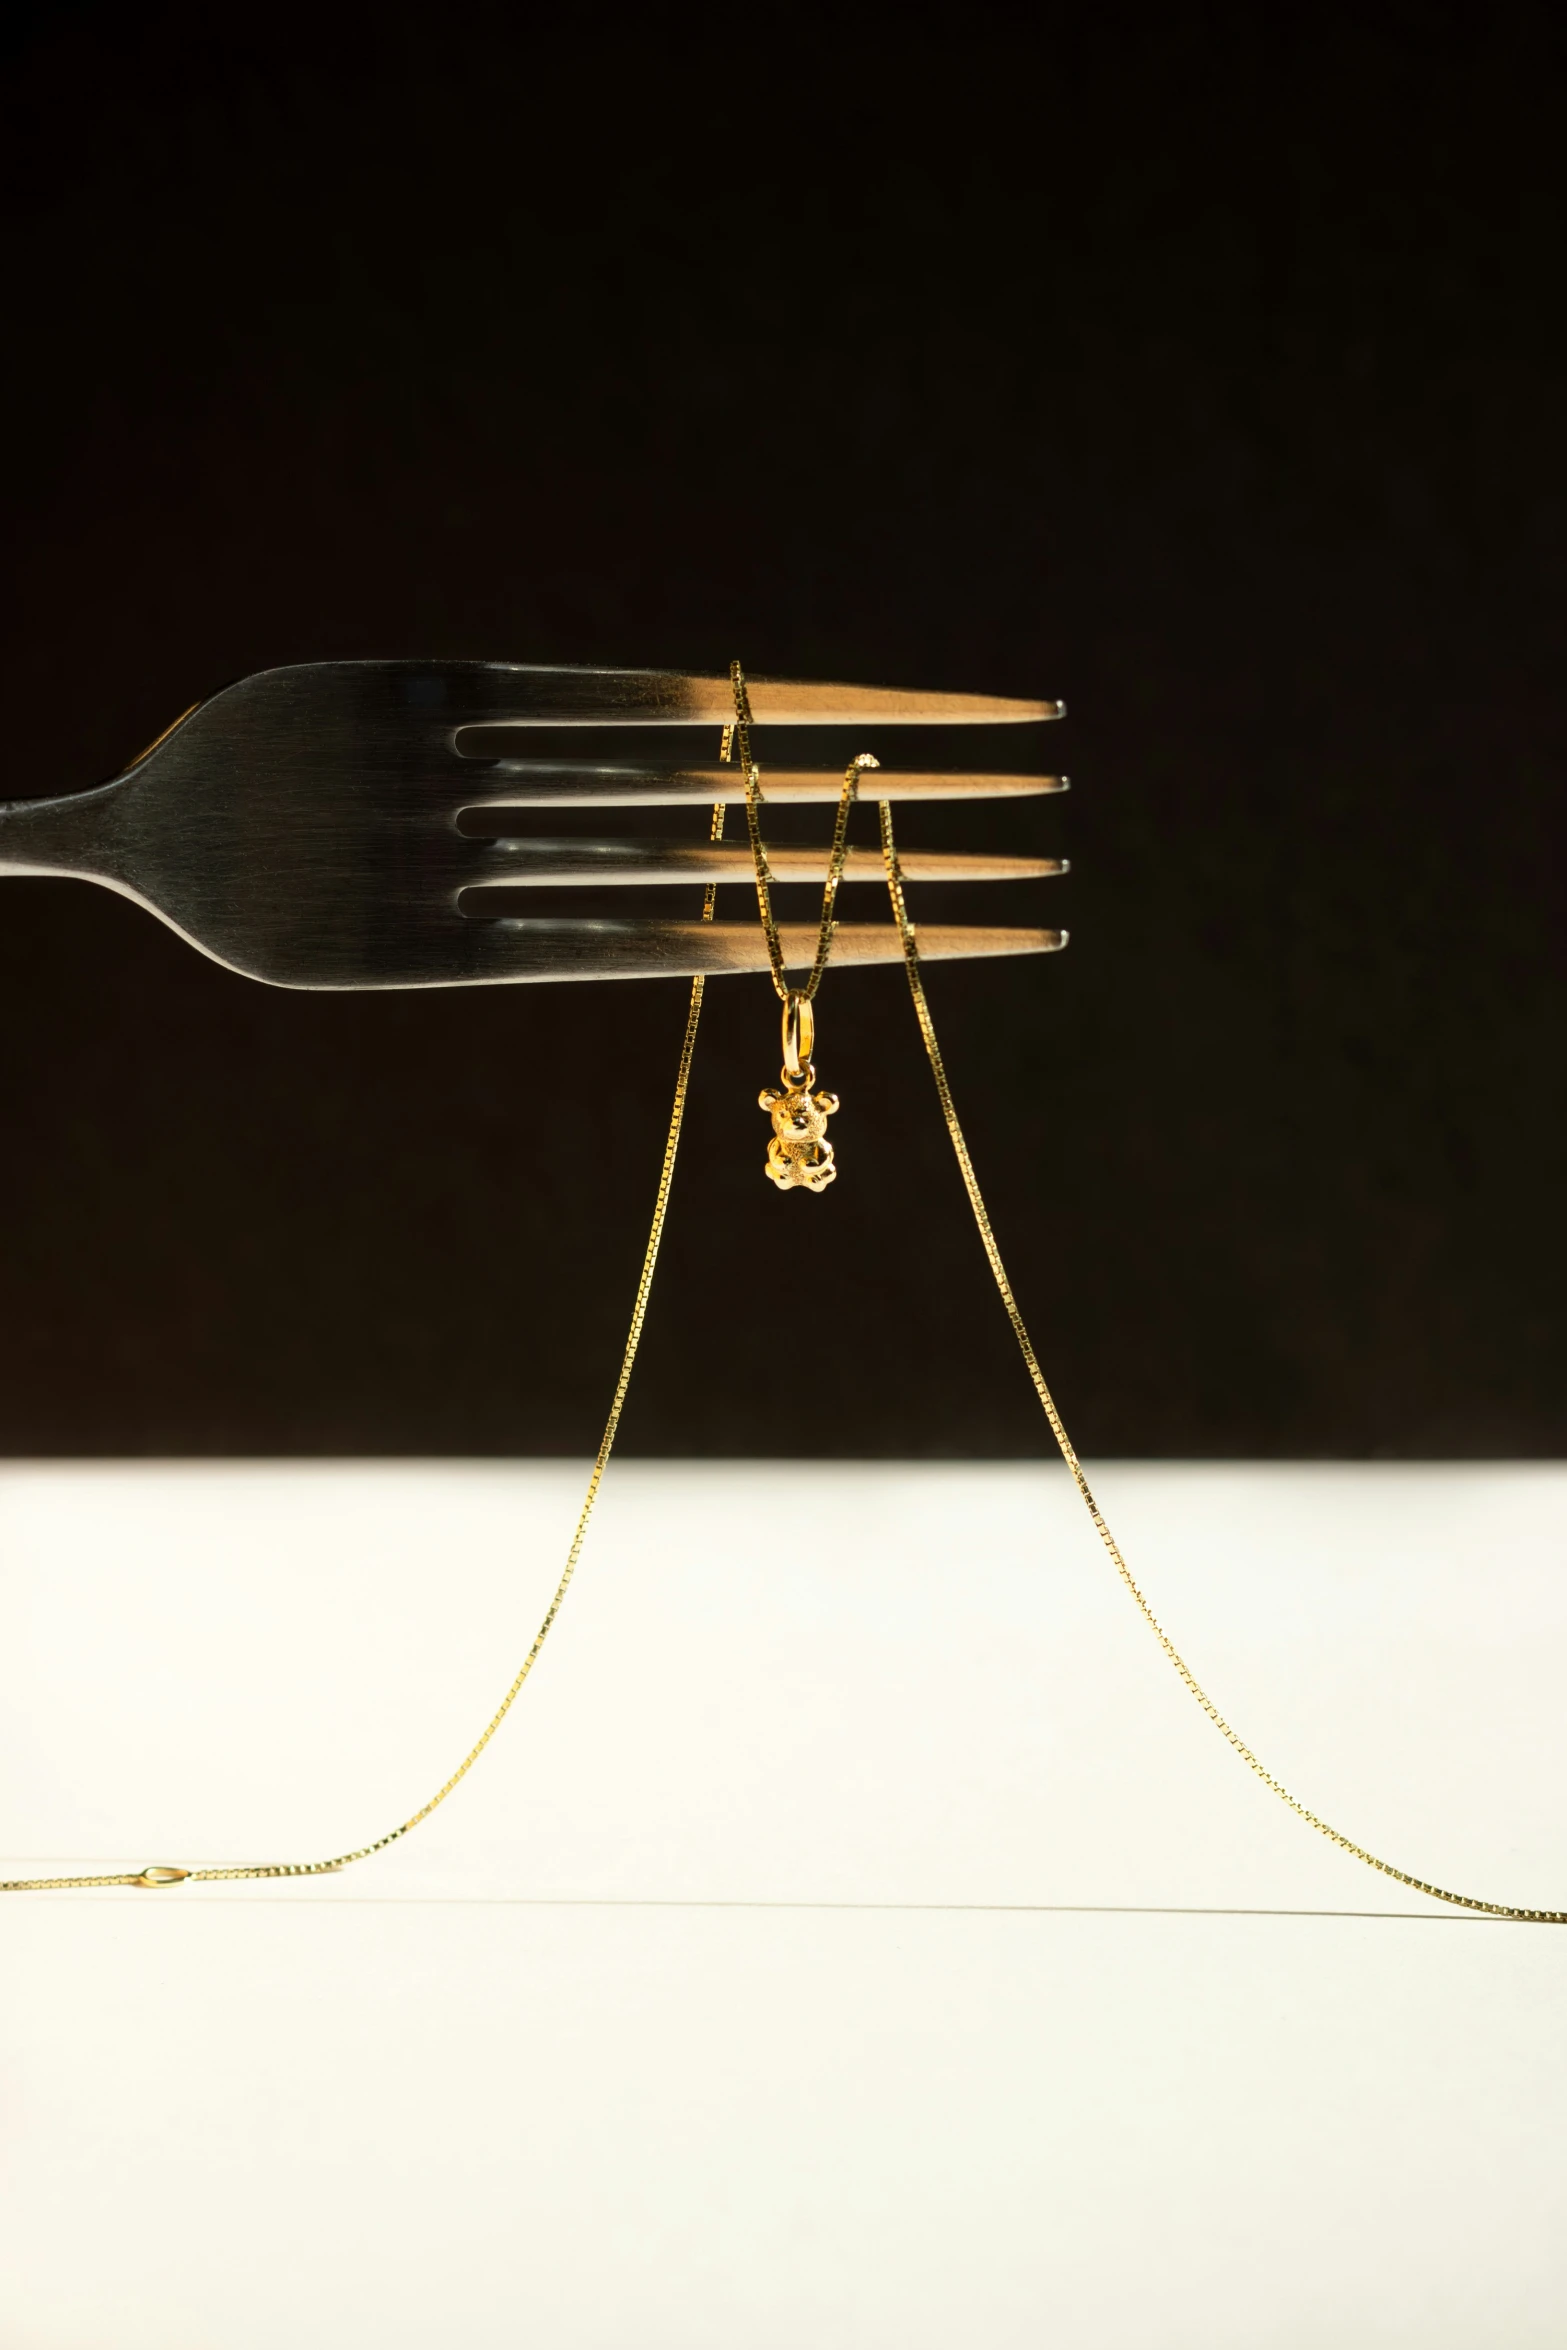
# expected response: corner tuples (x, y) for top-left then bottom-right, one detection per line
(4, 1461), (1565, 2347)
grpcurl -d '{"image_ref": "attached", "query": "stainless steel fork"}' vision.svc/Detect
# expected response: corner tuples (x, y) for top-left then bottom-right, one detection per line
(0, 661), (1068, 987)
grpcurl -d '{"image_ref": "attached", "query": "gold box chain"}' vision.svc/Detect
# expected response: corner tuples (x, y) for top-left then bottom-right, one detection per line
(5, 671), (1561, 1921)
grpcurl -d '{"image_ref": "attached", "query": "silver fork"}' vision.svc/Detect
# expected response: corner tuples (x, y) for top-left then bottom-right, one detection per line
(0, 661), (1068, 987)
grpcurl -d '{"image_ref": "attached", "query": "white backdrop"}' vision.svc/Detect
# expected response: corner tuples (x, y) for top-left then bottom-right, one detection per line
(4, 1461), (1566, 2346)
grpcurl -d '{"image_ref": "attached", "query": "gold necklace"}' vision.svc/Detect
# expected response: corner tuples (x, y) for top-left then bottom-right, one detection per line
(729, 657), (876, 1191)
(5, 668), (1563, 1922)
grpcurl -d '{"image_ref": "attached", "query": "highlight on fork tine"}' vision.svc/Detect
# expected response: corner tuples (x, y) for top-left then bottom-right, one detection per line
(457, 843), (1067, 895)
(455, 768), (1069, 808)
(702, 676), (1062, 726)
(460, 920), (1067, 984)
(448, 665), (1063, 730)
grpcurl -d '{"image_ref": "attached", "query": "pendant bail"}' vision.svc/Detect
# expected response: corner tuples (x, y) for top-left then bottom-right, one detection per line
(781, 990), (814, 1084)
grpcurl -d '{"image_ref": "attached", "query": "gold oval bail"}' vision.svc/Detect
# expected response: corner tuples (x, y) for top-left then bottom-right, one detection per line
(781, 991), (814, 1083)
(131, 1866), (190, 1888)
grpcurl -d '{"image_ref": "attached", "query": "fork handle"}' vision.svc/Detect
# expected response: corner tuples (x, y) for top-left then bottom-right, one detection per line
(0, 781), (122, 882)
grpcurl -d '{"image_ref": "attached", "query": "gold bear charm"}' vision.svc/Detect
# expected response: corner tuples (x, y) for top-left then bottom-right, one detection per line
(759, 1071), (840, 1192)
(759, 990), (839, 1192)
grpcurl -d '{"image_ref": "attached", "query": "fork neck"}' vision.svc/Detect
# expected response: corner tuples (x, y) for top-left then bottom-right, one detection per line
(0, 778), (125, 881)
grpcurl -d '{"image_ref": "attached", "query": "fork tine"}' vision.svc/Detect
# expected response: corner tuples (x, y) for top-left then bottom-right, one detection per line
(459, 843), (1066, 896)
(446, 665), (1062, 729)
(457, 920), (1065, 984)
(741, 679), (1063, 725)
(457, 766), (1068, 810)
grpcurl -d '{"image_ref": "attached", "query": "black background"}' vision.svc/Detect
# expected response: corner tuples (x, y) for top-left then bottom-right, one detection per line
(2, 1), (1563, 1458)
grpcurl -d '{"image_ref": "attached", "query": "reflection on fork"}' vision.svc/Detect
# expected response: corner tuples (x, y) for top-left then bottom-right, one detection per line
(0, 661), (1068, 989)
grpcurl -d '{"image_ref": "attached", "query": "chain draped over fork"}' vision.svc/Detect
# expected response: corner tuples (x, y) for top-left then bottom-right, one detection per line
(5, 677), (1564, 1921)
(730, 658), (877, 1193)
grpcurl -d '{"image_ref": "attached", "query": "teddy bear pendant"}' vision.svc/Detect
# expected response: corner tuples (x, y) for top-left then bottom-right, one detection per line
(760, 1070), (840, 1192)
(759, 991), (839, 1193)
